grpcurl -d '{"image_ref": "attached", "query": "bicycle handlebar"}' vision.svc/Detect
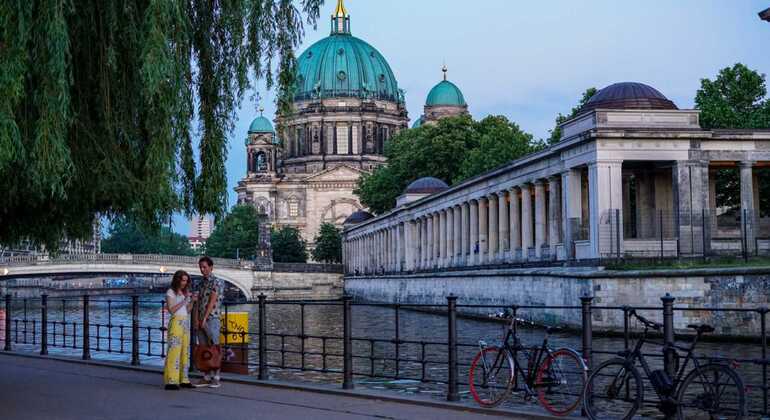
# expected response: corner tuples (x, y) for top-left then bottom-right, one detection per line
(629, 309), (662, 331)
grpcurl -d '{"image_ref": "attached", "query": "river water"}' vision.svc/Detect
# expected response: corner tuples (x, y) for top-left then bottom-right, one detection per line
(2, 294), (768, 418)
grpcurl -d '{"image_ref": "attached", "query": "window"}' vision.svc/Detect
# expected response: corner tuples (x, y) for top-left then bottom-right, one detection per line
(351, 125), (359, 154)
(288, 199), (299, 218)
(336, 125), (348, 154)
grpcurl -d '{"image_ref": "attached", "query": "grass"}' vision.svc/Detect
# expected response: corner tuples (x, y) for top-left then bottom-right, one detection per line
(604, 256), (770, 271)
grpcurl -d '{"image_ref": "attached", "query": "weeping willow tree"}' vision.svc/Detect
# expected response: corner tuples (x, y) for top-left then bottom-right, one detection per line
(0, 0), (322, 250)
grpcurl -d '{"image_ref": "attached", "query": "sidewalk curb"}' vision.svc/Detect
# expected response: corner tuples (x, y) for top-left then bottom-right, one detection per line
(0, 351), (560, 419)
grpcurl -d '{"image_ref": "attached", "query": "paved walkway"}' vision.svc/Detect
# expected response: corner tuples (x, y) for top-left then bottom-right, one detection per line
(0, 354), (529, 420)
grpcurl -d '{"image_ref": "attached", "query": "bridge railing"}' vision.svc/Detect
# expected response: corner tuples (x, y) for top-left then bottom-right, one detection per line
(0, 253), (244, 269)
(1, 293), (767, 416)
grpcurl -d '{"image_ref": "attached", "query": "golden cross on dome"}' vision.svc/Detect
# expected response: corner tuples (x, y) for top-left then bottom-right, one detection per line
(335, 0), (347, 18)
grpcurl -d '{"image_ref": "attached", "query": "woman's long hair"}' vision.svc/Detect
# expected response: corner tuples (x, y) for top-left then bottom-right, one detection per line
(170, 270), (190, 294)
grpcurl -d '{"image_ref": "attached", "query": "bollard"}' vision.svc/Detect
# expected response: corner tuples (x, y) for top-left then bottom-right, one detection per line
(580, 295), (594, 371)
(661, 293), (676, 377)
(258, 294), (268, 380)
(446, 295), (459, 402)
(82, 295), (90, 360)
(4, 294), (11, 351)
(40, 294), (48, 355)
(342, 295), (354, 390)
(131, 295), (140, 366)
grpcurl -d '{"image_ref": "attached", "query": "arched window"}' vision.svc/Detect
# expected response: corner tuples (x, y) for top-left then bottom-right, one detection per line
(256, 152), (268, 172)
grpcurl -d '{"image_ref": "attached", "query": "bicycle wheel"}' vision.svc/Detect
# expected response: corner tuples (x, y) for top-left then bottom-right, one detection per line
(676, 363), (746, 420)
(583, 358), (643, 420)
(535, 348), (587, 416)
(469, 346), (515, 408)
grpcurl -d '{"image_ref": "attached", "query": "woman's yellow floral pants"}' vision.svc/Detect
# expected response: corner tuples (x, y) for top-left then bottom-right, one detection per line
(163, 315), (190, 385)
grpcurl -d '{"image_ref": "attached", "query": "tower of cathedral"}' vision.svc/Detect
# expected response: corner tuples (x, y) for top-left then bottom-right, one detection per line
(236, 0), (409, 250)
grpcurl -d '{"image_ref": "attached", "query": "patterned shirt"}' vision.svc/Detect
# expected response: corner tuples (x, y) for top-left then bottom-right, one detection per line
(194, 275), (224, 321)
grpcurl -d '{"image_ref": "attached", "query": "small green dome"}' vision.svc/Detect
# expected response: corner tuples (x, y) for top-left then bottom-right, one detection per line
(426, 80), (466, 107)
(412, 115), (424, 129)
(248, 116), (274, 134)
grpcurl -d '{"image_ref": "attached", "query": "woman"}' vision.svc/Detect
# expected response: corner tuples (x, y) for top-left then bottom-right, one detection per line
(163, 270), (194, 390)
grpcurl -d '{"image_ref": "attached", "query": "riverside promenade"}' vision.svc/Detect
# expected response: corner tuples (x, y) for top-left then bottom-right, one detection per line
(0, 353), (544, 420)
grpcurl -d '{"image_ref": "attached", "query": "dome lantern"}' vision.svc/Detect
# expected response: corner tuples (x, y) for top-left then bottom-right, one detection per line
(331, 0), (351, 35)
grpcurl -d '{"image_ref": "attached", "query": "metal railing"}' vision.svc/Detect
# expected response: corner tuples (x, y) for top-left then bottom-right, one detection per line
(0, 254), (244, 269)
(1, 293), (768, 416)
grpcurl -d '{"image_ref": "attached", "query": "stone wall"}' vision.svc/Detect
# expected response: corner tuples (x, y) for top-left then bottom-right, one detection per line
(345, 267), (770, 337)
(252, 270), (344, 300)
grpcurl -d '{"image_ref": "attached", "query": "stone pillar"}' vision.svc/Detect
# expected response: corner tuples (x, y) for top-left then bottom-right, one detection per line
(419, 218), (427, 269)
(588, 160), (623, 258)
(498, 191), (509, 261)
(741, 161), (756, 253)
(673, 160), (710, 255)
(446, 208), (454, 267)
(548, 176), (561, 258)
(433, 213), (441, 267)
(520, 184), (533, 260)
(426, 215), (434, 268)
(510, 187), (521, 260)
(438, 210), (446, 269)
(488, 194), (499, 263)
(405, 221), (415, 271)
(461, 203), (469, 266)
(562, 169), (582, 259)
(453, 205), (462, 266)
(534, 180), (546, 259)
(469, 200), (479, 265)
(478, 197), (489, 265)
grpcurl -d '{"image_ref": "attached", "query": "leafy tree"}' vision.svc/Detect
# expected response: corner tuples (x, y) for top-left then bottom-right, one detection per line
(204, 205), (261, 259)
(101, 218), (194, 256)
(271, 226), (307, 263)
(312, 223), (342, 263)
(695, 64), (770, 212)
(0, 1), (323, 250)
(355, 115), (541, 214)
(547, 88), (597, 144)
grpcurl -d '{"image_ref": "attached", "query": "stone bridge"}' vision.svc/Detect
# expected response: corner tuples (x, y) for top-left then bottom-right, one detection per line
(0, 254), (344, 300)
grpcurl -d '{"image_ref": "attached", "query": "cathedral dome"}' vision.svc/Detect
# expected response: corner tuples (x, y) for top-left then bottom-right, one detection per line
(294, 3), (402, 103)
(405, 177), (449, 194)
(580, 82), (677, 113)
(412, 115), (424, 129)
(426, 80), (466, 107)
(344, 210), (374, 225)
(248, 115), (274, 134)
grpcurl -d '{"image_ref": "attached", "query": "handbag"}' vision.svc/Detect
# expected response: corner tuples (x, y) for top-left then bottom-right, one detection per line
(193, 326), (222, 371)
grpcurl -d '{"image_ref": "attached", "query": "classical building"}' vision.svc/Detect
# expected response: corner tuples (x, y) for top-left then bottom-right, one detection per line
(236, 0), (408, 249)
(412, 66), (469, 128)
(343, 82), (770, 274)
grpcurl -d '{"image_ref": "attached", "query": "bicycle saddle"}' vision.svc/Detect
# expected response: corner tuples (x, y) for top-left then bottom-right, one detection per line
(687, 324), (715, 334)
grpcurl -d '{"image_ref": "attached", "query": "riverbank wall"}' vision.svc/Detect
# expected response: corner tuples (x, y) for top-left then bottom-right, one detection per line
(344, 267), (770, 337)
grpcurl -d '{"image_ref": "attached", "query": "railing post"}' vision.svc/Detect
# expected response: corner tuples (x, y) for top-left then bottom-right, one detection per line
(760, 306), (768, 417)
(4, 294), (11, 351)
(40, 294), (48, 355)
(342, 294), (354, 390)
(82, 294), (90, 360)
(580, 295), (594, 371)
(446, 294), (459, 402)
(258, 294), (268, 380)
(661, 293), (676, 377)
(131, 295), (140, 366)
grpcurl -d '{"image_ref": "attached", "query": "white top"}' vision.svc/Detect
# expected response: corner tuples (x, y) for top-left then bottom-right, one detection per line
(166, 289), (189, 317)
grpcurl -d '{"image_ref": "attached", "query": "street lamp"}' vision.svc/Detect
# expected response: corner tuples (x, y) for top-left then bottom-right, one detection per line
(160, 266), (167, 274)
(0, 268), (8, 276)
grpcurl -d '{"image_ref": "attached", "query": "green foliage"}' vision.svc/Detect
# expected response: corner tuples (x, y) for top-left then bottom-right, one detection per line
(548, 88), (598, 144)
(355, 115), (541, 214)
(101, 218), (194, 256)
(204, 205), (261, 259)
(312, 223), (342, 264)
(271, 226), (307, 263)
(0, 0), (322, 250)
(695, 64), (770, 211)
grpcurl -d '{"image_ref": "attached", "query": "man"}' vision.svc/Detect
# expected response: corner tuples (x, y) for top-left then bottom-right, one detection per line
(192, 256), (224, 388)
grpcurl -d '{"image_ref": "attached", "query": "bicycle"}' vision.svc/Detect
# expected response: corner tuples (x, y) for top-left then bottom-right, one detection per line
(468, 311), (587, 416)
(583, 309), (746, 419)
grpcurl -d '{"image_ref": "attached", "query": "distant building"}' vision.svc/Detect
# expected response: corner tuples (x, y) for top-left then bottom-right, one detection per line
(0, 220), (101, 256)
(188, 215), (214, 251)
(761, 7), (770, 22)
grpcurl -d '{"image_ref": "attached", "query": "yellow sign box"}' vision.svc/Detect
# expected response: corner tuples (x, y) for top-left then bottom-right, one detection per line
(220, 312), (249, 344)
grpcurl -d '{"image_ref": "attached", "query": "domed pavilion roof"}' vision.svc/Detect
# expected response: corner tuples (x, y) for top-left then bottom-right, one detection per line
(344, 210), (374, 225)
(425, 66), (466, 107)
(294, 1), (402, 103)
(248, 114), (274, 134)
(580, 82), (677, 113)
(405, 177), (449, 195)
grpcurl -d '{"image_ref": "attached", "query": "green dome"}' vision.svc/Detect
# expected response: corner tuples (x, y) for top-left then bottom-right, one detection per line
(426, 80), (466, 107)
(294, 34), (402, 103)
(412, 115), (424, 128)
(248, 116), (274, 134)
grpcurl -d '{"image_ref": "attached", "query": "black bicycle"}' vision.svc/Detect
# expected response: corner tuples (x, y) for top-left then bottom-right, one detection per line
(469, 312), (587, 416)
(583, 310), (746, 419)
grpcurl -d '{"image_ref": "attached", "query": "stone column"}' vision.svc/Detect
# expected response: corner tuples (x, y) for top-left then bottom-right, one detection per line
(453, 205), (462, 266)
(420, 218), (428, 269)
(534, 180), (546, 259)
(461, 203), (469, 266)
(520, 184), (533, 260)
(438, 210), (446, 269)
(469, 200), (479, 265)
(548, 176), (562, 258)
(446, 207), (454, 267)
(741, 161), (756, 253)
(673, 160), (710, 255)
(498, 191), (509, 261)
(432, 213), (440, 268)
(562, 169), (582, 260)
(478, 197), (488, 265)
(488, 194), (499, 263)
(426, 215), (434, 268)
(588, 160), (623, 258)
(405, 220), (415, 271)
(510, 187), (521, 260)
